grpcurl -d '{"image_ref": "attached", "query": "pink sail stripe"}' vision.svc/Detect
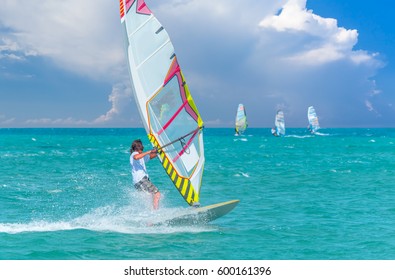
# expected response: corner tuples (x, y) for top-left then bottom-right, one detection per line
(125, 0), (134, 13)
(164, 58), (180, 86)
(137, 0), (152, 15)
(125, 0), (151, 15)
(164, 58), (199, 122)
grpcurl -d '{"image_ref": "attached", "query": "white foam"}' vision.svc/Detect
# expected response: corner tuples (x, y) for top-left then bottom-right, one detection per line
(0, 192), (216, 235)
(47, 189), (63, 194)
(286, 135), (313, 138)
(233, 138), (248, 142)
(314, 132), (330, 136)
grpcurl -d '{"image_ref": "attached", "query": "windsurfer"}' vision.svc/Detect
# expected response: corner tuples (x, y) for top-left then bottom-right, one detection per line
(271, 128), (278, 137)
(130, 139), (161, 210)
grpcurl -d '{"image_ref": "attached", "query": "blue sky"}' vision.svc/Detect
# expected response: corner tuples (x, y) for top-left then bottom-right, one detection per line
(0, 0), (394, 128)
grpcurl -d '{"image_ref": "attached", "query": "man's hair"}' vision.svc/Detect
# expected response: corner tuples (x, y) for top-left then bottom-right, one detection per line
(131, 139), (143, 153)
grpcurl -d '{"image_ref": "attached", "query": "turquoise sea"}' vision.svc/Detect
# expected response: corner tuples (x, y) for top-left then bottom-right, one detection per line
(1, 128), (395, 260)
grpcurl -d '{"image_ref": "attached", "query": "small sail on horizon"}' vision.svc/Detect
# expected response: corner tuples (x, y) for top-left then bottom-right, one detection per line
(235, 104), (248, 136)
(120, 0), (204, 206)
(307, 106), (320, 134)
(272, 109), (285, 137)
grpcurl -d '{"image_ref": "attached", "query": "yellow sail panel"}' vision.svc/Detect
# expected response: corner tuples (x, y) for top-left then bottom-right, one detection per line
(181, 72), (204, 128)
(148, 134), (200, 205)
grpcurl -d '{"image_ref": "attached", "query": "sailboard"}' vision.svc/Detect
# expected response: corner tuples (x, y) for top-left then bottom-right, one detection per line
(273, 109), (285, 137)
(120, 0), (238, 223)
(152, 200), (240, 226)
(235, 103), (248, 136)
(307, 106), (320, 134)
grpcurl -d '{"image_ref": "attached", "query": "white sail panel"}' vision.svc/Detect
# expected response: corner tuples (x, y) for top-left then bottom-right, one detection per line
(275, 110), (285, 136)
(127, 19), (174, 99)
(128, 17), (170, 66)
(121, 0), (204, 205)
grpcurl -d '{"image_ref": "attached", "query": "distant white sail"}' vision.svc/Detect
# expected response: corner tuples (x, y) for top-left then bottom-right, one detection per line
(120, 0), (204, 206)
(274, 110), (285, 136)
(307, 106), (320, 133)
(235, 104), (248, 135)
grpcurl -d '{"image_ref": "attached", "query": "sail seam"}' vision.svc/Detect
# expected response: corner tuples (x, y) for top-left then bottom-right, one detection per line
(135, 39), (172, 70)
(127, 15), (153, 38)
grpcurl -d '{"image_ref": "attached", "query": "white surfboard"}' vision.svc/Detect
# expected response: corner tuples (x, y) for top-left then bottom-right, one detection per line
(153, 200), (240, 226)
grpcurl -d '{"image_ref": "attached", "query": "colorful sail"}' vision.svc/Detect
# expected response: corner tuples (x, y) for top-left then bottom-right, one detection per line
(275, 110), (285, 136)
(235, 104), (248, 135)
(307, 106), (320, 133)
(120, 0), (204, 206)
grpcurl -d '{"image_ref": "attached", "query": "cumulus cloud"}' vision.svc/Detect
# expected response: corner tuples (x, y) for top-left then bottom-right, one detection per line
(93, 83), (133, 124)
(0, 0), (133, 127)
(0, 0), (124, 80)
(154, 0), (385, 127)
(258, 0), (374, 66)
(0, 37), (37, 61)
(18, 82), (138, 128)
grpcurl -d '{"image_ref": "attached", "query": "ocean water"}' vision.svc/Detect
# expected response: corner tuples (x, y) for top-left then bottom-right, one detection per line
(1, 128), (395, 260)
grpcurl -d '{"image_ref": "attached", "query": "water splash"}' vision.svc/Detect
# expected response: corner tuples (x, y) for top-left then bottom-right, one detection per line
(0, 192), (216, 235)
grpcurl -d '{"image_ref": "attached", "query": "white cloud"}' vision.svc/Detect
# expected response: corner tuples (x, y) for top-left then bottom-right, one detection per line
(365, 100), (374, 112)
(0, 37), (36, 60)
(0, 0), (124, 80)
(18, 82), (138, 128)
(0, 0), (133, 127)
(25, 117), (89, 126)
(259, 0), (365, 66)
(0, 114), (16, 125)
(93, 83), (133, 124)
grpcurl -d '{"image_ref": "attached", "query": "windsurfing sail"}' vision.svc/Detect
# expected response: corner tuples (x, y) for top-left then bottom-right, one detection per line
(307, 106), (320, 133)
(235, 104), (248, 135)
(274, 110), (285, 136)
(120, 0), (204, 206)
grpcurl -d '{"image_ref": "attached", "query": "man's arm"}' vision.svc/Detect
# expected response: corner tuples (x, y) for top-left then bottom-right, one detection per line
(133, 149), (157, 160)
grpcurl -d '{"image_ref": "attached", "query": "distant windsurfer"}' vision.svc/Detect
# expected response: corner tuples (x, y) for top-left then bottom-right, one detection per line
(271, 128), (278, 137)
(130, 139), (161, 210)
